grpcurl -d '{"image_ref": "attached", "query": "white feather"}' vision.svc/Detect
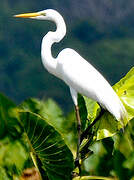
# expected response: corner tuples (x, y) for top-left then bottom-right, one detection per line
(31, 9), (127, 122)
(57, 48), (126, 121)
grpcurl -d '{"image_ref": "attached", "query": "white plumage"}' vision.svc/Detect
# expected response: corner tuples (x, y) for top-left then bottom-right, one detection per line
(57, 48), (126, 121)
(15, 9), (127, 122)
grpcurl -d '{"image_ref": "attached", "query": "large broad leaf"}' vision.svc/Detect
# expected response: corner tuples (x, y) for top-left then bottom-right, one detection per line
(79, 67), (134, 140)
(20, 98), (65, 131)
(0, 93), (22, 138)
(20, 98), (77, 155)
(19, 110), (74, 180)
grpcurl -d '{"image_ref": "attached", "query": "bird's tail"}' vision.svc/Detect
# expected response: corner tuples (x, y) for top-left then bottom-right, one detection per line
(103, 91), (128, 127)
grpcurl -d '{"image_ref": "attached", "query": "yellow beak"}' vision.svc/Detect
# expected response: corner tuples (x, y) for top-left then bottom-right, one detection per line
(14, 12), (40, 18)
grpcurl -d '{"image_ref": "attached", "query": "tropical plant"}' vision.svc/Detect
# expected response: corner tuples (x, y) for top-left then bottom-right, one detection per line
(0, 67), (134, 179)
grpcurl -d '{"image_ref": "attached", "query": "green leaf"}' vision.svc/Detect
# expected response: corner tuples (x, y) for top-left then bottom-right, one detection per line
(113, 119), (134, 157)
(95, 112), (119, 140)
(78, 94), (88, 131)
(3, 140), (29, 175)
(82, 97), (100, 123)
(113, 118), (134, 172)
(21, 98), (69, 134)
(113, 150), (130, 180)
(78, 94), (100, 132)
(39, 99), (67, 133)
(19, 111), (74, 180)
(79, 96), (121, 140)
(0, 167), (10, 180)
(0, 93), (22, 138)
(20, 98), (77, 154)
(123, 152), (134, 170)
(0, 136), (30, 178)
(113, 67), (134, 121)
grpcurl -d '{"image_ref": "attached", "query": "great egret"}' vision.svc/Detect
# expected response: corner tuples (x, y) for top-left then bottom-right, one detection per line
(14, 9), (127, 169)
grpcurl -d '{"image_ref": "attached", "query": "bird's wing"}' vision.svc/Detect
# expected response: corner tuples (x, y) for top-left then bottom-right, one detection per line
(57, 48), (126, 121)
(57, 48), (111, 101)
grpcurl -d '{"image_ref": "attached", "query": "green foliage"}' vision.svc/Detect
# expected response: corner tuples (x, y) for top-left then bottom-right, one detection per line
(0, 167), (10, 180)
(0, 93), (74, 179)
(0, 94), (31, 179)
(0, 67), (134, 179)
(19, 110), (74, 180)
(113, 67), (134, 121)
(20, 98), (77, 154)
(0, 136), (30, 179)
(78, 94), (88, 131)
(78, 94), (100, 125)
(80, 119), (134, 180)
(0, 137), (29, 178)
(0, 93), (22, 138)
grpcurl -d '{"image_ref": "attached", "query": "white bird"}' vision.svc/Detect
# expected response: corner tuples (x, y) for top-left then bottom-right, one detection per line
(14, 9), (127, 168)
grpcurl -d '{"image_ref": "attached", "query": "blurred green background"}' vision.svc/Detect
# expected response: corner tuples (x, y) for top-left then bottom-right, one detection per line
(0, 0), (134, 112)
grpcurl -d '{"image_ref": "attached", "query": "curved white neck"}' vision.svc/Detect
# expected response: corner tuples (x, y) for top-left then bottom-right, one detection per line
(41, 14), (66, 76)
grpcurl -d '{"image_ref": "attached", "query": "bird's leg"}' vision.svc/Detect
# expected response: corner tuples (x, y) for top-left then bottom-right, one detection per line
(69, 88), (81, 172)
(75, 105), (81, 173)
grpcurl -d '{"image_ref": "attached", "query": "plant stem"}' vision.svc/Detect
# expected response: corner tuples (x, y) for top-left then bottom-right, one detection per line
(80, 108), (105, 142)
(74, 175), (115, 180)
(75, 105), (82, 174)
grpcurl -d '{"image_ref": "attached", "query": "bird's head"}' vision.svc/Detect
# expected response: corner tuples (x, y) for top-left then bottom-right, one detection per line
(14, 9), (61, 21)
(14, 9), (66, 42)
